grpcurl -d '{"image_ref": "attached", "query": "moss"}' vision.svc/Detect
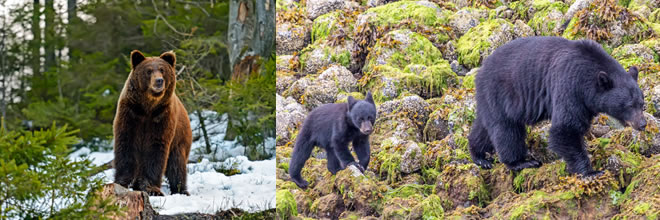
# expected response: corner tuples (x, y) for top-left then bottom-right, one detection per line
(385, 184), (434, 201)
(276, 190), (298, 219)
(419, 194), (445, 218)
(364, 1), (451, 27)
(373, 140), (404, 183)
(312, 11), (340, 43)
(435, 163), (490, 209)
(527, 1), (568, 35)
(335, 92), (365, 103)
(462, 74), (476, 89)
(362, 30), (457, 102)
(456, 18), (512, 68)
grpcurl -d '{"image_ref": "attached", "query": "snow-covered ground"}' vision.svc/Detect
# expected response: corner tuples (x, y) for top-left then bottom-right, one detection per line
(69, 110), (276, 215)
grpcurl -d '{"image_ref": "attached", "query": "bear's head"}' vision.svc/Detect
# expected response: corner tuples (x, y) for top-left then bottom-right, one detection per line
(596, 66), (646, 131)
(347, 92), (377, 135)
(129, 50), (176, 100)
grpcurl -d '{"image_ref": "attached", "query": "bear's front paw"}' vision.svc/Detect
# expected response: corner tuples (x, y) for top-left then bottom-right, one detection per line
(146, 186), (165, 196)
(507, 159), (542, 171)
(292, 178), (310, 189)
(348, 161), (366, 172)
(473, 158), (494, 169)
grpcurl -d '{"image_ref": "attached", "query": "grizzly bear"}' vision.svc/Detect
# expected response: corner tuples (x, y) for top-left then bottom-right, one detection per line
(469, 37), (646, 177)
(113, 50), (192, 196)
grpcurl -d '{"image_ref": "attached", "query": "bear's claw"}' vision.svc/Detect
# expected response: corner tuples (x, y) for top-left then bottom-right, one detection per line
(474, 158), (494, 169)
(348, 161), (366, 172)
(508, 159), (542, 171)
(292, 178), (310, 189)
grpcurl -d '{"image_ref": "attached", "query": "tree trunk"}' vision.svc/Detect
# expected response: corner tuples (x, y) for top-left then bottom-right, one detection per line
(45, 0), (55, 70)
(98, 183), (157, 220)
(67, 0), (77, 62)
(196, 110), (213, 154)
(227, 0), (275, 80)
(31, 0), (41, 94)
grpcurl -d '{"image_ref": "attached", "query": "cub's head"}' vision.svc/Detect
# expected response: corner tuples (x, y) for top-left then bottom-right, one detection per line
(347, 92), (377, 135)
(596, 66), (646, 131)
(129, 50), (176, 98)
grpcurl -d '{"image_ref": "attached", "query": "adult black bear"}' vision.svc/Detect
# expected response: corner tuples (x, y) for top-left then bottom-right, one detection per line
(289, 93), (377, 188)
(469, 36), (646, 177)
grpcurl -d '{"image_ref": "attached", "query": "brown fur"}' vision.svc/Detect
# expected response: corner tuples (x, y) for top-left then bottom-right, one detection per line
(113, 50), (192, 196)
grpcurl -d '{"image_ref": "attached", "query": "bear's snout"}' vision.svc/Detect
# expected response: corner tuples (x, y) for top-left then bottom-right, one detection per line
(155, 78), (164, 87)
(360, 121), (373, 135)
(628, 111), (647, 131)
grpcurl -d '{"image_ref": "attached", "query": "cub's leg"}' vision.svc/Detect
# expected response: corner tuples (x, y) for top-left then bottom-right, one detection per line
(352, 137), (370, 172)
(289, 135), (314, 189)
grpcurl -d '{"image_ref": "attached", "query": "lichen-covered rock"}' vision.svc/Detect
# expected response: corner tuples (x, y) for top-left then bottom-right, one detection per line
(424, 109), (451, 142)
(435, 163), (489, 209)
(629, 0), (660, 18)
(400, 141), (423, 173)
(457, 18), (515, 68)
(300, 39), (353, 75)
(562, 0), (652, 48)
(611, 43), (657, 69)
(652, 85), (660, 118)
(317, 65), (358, 93)
(276, 22), (312, 55)
(615, 155), (660, 219)
(334, 169), (386, 216)
(311, 10), (355, 43)
(527, 0), (568, 36)
(361, 1), (452, 28)
(312, 193), (345, 218)
(564, 0), (594, 22)
(449, 8), (488, 37)
(363, 29), (457, 102)
(513, 19), (535, 38)
(306, 0), (345, 20)
(378, 95), (431, 132)
(276, 71), (297, 95)
(276, 55), (295, 72)
(486, 172), (619, 219)
(276, 94), (308, 145)
(303, 78), (339, 110)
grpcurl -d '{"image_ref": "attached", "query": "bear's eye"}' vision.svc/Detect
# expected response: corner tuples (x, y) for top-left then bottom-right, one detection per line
(159, 67), (164, 72)
(147, 69), (152, 74)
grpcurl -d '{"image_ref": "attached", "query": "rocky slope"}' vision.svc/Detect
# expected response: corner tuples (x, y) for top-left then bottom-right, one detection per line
(276, 0), (660, 219)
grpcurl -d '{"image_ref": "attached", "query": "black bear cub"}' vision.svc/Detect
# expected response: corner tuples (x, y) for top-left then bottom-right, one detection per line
(289, 92), (377, 188)
(469, 36), (646, 177)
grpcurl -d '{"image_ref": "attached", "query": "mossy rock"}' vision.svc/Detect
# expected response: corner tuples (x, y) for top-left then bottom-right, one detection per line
(362, 1), (453, 28)
(512, 161), (568, 193)
(562, 0), (653, 48)
(482, 164), (514, 200)
(299, 39), (353, 75)
(311, 11), (355, 43)
(614, 155), (660, 219)
(527, 0), (568, 36)
(487, 172), (620, 219)
(277, 190), (298, 219)
(423, 109), (451, 142)
(407, 194), (445, 219)
(334, 169), (386, 216)
(311, 193), (345, 218)
(380, 184), (434, 219)
(611, 43), (657, 69)
(456, 18), (514, 68)
(362, 29), (457, 102)
(423, 136), (472, 171)
(435, 163), (490, 210)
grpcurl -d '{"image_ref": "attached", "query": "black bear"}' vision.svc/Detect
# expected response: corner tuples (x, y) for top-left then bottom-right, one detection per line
(469, 36), (646, 177)
(289, 92), (377, 188)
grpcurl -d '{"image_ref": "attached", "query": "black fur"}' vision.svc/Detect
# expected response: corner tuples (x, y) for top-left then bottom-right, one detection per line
(289, 92), (377, 188)
(469, 36), (646, 177)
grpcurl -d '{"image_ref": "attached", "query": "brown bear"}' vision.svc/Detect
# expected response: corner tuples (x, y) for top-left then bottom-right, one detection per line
(113, 50), (192, 196)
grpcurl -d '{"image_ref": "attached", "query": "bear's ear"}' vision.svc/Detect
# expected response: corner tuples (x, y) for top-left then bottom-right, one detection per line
(347, 96), (357, 110)
(160, 51), (176, 68)
(131, 50), (146, 69)
(598, 71), (613, 90)
(365, 92), (374, 104)
(628, 66), (639, 81)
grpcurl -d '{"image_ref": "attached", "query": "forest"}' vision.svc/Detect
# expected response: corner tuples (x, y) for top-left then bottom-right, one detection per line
(1, 0), (276, 218)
